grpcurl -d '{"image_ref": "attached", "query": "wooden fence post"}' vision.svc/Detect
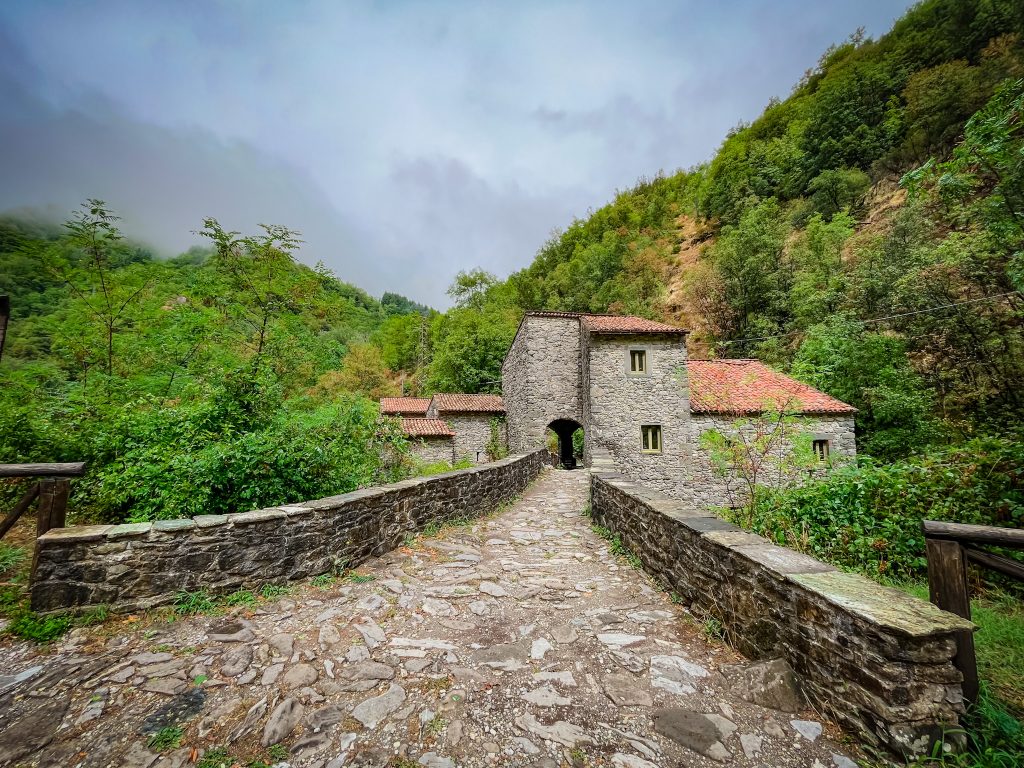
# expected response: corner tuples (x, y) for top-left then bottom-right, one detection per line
(35, 479), (69, 537)
(926, 538), (979, 704)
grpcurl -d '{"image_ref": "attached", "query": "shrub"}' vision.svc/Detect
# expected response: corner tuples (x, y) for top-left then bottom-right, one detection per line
(7, 610), (72, 643)
(733, 437), (1024, 580)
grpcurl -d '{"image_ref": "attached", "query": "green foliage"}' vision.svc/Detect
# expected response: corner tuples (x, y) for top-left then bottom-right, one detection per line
(173, 589), (216, 616)
(699, 411), (817, 513)
(426, 277), (519, 394)
(6, 610), (72, 643)
(223, 590), (257, 607)
(485, 417), (509, 461)
(590, 523), (643, 569)
(195, 748), (235, 768)
(792, 316), (939, 460)
(804, 168), (871, 222)
(146, 726), (183, 752)
(259, 583), (291, 599)
(85, 390), (406, 522)
(0, 205), (425, 524)
(311, 573), (334, 588)
(413, 456), (474, 477)
(0, 543), (26, 574)
(347, 573), (375, 584)
(267, 744), (289, 761)
(733, 437), (1024, 580)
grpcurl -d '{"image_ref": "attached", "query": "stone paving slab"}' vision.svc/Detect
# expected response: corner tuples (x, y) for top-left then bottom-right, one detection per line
(0, 469), (861, 768)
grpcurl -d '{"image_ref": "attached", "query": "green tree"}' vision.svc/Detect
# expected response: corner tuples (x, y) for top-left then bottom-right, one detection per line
(791, 316), (937, 459)
(198, 218), (317, 374)
(46, 200), (150, 398)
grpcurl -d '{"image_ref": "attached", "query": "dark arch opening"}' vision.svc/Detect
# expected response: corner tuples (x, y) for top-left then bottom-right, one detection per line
(547, 418), (584, 470)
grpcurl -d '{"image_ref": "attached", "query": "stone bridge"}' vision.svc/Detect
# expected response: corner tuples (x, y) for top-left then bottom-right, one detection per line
(6, 455), (970, 767)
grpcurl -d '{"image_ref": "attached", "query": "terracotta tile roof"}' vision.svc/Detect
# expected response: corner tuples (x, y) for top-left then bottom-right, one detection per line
(582, 315), (688, 335)
(380, 397), (430, 415)
(687, 360), (857, 415)
(401, 418), (455, 437)
(430, 393), (506, 413)
(525, 310), (584, 318)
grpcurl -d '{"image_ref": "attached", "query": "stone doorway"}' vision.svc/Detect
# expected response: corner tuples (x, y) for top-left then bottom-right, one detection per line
(547, 418), (584, 469)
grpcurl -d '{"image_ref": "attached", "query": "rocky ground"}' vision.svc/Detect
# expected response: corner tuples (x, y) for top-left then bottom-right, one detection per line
(0, 468), (863, 768)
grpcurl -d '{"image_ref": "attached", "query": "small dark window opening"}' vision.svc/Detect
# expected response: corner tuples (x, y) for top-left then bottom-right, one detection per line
(812, 439), (830, 462)
(641, 424), (662, 453)
(629, 349), (647, 374)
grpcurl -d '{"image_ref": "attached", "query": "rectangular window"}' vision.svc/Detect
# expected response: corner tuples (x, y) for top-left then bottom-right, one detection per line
(629, 349), (647, 374)
(812, 439), (830, 462)
(641, 424), (662, 453)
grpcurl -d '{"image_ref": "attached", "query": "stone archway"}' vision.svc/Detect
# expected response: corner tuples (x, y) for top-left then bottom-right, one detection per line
(547, 418), (584, 469)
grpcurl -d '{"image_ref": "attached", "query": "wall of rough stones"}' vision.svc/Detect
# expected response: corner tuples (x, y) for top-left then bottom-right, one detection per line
(447, 414), (506, 464)
(589, 464), (973, 757)
(688, 414), (857, 507)
(407, 436), (456, 465)
(31, 450), (548, 614)
(502, 314), (583, 452)
(583, 331), (693, 501)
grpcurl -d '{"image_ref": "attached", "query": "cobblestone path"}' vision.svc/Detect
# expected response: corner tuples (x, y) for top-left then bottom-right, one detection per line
(0, 469), (861, 768)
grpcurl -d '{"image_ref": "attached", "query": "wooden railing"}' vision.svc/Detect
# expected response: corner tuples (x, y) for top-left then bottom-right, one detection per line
(923, 520), (1024, 705)
(0, 463), (86, 541)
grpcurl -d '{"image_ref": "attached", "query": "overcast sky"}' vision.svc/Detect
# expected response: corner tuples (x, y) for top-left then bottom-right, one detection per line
(0, 0), (914, 307)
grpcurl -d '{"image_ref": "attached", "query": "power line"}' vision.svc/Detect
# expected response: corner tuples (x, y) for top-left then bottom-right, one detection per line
(716, 291), (1022, 346)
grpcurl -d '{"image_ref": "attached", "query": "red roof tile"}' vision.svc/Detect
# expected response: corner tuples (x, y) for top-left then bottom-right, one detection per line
(380, 397), (431, 415)
(582, 315), (688, 335)
(402, 418), (455, 437)
(687, 360), (857, 415)
(430, 393), (505, 413)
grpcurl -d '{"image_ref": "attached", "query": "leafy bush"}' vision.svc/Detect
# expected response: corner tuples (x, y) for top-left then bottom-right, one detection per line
(6, 610), (72, 643)
(732, 437), (1024, 579)
(0, 543), (26, 574)
(83, 386), (406, 522)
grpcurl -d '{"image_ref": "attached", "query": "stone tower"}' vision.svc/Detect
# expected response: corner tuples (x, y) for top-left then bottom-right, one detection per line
(502, 312), (691, 488)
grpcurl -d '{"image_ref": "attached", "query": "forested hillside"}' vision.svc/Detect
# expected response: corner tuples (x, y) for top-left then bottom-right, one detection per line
(0, 204), (431, 522)
(403, 0), (1024, 464)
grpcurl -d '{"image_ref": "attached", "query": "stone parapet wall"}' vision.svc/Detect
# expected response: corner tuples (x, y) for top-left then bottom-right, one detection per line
(589, 468), (973, 757)
(31, 450), (548, 614)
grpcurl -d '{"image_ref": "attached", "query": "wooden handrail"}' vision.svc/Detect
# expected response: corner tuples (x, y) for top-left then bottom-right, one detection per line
(922, 519), (1024, 707)
(0, 462), (85, 543)
(964, 546), (1024, 581)
(0, 462), (87, 478)
(922, 520), (1024, 547)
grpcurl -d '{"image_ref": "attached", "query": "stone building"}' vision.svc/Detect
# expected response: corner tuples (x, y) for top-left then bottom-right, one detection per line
(502, 311), (856, 505)
(400, 417), (456, 465)
(686, 359), (857, 506)
(381, 394), (506, 466)
(426, 394), (506, 465)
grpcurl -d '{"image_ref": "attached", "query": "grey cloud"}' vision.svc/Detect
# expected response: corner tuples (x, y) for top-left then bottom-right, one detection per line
(0, 0), (918, 308)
